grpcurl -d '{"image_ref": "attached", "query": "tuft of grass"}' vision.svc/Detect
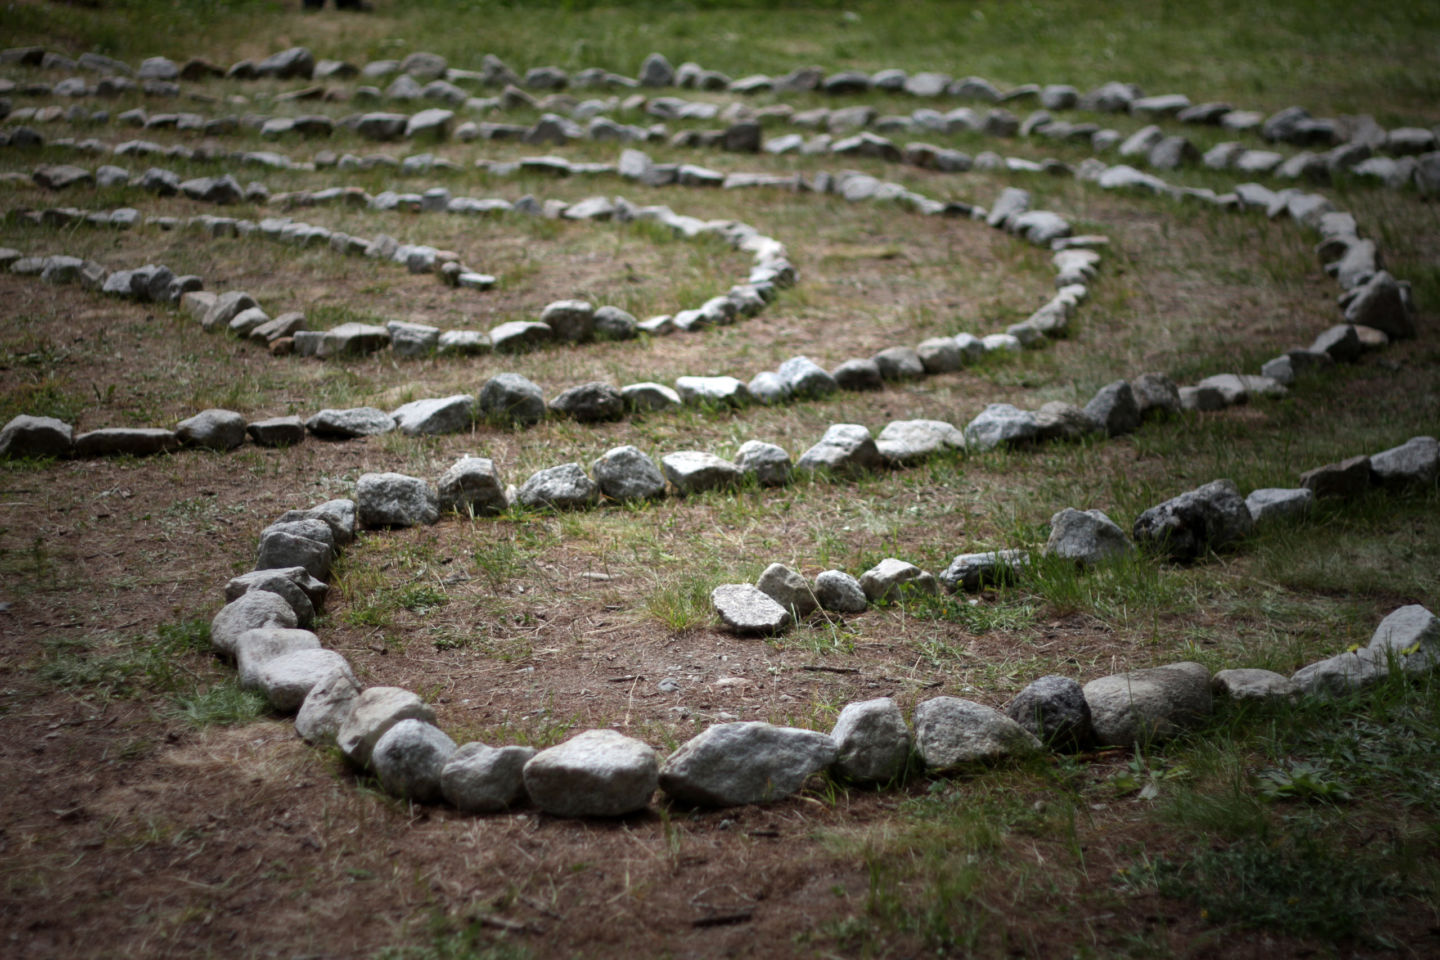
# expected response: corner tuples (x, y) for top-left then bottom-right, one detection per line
(170, 682), (268, 727)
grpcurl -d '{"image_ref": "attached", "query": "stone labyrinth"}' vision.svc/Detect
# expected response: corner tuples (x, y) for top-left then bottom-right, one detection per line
(2, 45), (1438, 819)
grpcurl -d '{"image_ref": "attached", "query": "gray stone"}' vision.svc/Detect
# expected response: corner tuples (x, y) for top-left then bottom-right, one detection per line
(40, 256), (85, 285)
(210, 590), (299, 659)
(1131, 373), (1181, 418)
(1300, 455), (1372, 499)
(1291, 605), (1440, 696)
(986, 186), (1030, 228)
(399, 51), (447, 80)
(662, 451), (741, 495)
(316, 322), (391, 358)
(964, 404), (1040, 452)
(225, 569), (321, 625)
(0, 415), (73, 459)
(660, 722), (835, 806)
(1045, 508), (1134, 565)
(437, 330), (491, 355)
(276, 500), (356, 548)
(938, 550), (1028, 593)
(294, 667), (361, 745)
(479, 373), (546, 425)
(1178, 386), (1227, 412)
(436, 457), (507, 516)
(385, 320), (440, 357)
(1133, 479), (1254, 561)
(372, 719), (456, 803)
(916, 337), (963, 374)
(74, 428), (180, 458)
(858, 558), (937, 603)
(830, 698), (909, 783)
(1034, 402), (1101, 442)
(305, 407), (395, 439)
(1311, 324), (1363, 362)
(256, 46), (314, 81)
(914, 697), (1042, 768)
(638, 52), (674, 88)
(175, 408), (247, 450)
(255, 527), (333, 581)
(1084, 381), (1142, 436)
(797, 424), (883, 476)
(523, 729), (658, 817)
(755, 563), (818, 619)
(1212, 669), (1298, 701)
(441, 743), (536, 813)
(549, 382), (624, 422)
(243, 416), (305, 448)
(540, 299), (595, 342)
(252, 649), (351, 713)
(356, 473), (438, 528)
(872, 346), (925, 381)
(1343, 272), (1414, 339)
(1370, 436), (1439, 488)
(337, 687), (438, 769)
(356, 112), (408, 140)
(592, 445), (665, 502)
(388, 395), (473, 437)
(621, 382), (681, 413)
(250, 313), (306, 344)
(516, 463), (598, 510)
(875, 419), (965, 465)
(235, 627), (321, 691)
(711, 584), (791, 635)
(593, 305), (638, 340)
(814, 570), (868, 614)
(734, 440), (792, 487)
(777, 356), (838, 399)
(675, 376), (750, 407)
(1083, 661), (1212, 746)
(1245, 487), (1314, 524)
(747, 372), (789, 405)
(1006, 675), (1093, 751)
(831, 358), (884, 392)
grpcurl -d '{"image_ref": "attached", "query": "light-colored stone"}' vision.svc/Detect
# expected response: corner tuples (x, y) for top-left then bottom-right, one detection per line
(372, 719), (456, 803)
(516, 463), (598, 510)
(337, 687), (437, 768)
(814, 570), (867, 613)
(210, 590), (298, 659)
(796, 423), (883, 475)
(304, 407), (395, 439)
(0, 414), (73, 459)
(830, 698), (909, 783)
(1083, 662), (1212, 746)
(660, 722), (836, 806)
(914, 697), (1042, 768)
(1044, 508), (1134, 565)
(295, 667), (361, 745)
(964, 404), (1039, 452)
(389, 395), (474, 436)
(858, 558), (938, 603)
(1370, 436), (1439, 488)
(1005, 676), (1093, 750)
(1245, 487), (1313, 523)
(734, 440), (792, 486)
(478, 373), (546, 425)
(1211, 668), (1298, 701)
(711, 584), (791, 635)
(254, 648), (354, 713)
(662, 451), (742, 495)
(592, 445), (666, 501)
(441, 743), (536, 813)
(523, 729), (659, 817)
(755, 563), (817, 619)
(938, 550), (1028, 592)
(356, 472), (438, 527)
(436, 456), (507, 516)
(875, 419), (965, 465)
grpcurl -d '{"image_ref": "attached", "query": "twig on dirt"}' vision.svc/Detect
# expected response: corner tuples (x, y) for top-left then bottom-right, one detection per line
(799, 665), (860, 675)
(476, 915), (538, 935)
(606, 675), (640, 683)
(691, 912), (753, 928)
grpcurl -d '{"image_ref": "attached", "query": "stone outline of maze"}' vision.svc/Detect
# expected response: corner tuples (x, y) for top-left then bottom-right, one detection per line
(4, 47), (1436, 193)
(7, 147), (1096, 442)
(0, 44), (1428, 817)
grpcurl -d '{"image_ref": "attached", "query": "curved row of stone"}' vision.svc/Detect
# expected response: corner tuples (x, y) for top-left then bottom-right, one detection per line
(191, 442), (1439, 817)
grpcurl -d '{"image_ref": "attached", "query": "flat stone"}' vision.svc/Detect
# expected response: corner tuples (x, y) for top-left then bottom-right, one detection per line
(1370, 436), (1439, 488)
(437, 330), (491, 355)
(814, 570), (867, 614)
(0, 414), (73, 458)
(1311, 324), (1363, 362)
(914, 697), (1042, 768)
(386, 320), (440, 357)
(235, 627), (321, 691)
(916, 337), (964, 374)
(516, 463), (598, 510)
(523, 729), (658, 817)
(592, 445), (666, 501)
(939, 549), (1028, 592)
(621, 382), (682, 412)
(436, 456), (508, 516)
(254, 526), (333, 581)
(858, 558), (938, 603)
(830, 699), (910, 783)
(1300, 455), (1372, 499)
(441, 743), (536, 813)
(1212, 668), (1298, 701)
(875, 419), (965, 465)
(711, 583), (790, 635)
(796, 424), (883, 476)
(872, 346), (925, 381)
(388, 395), (474, 437)
(356, 472), (438, 528)
(478, 373), (546, 425)
(1034, 402), (1101, 442)
(74, 428), (180, 458)
(225, 568), (322, 625)
(1006, 675), (1093, 751)
(1178, 386), (1227, 412)
(675, 376), (750, 407)
(305, 407), (395, 439)
(777, 356), (838, 399)
(337, 687), (437, 769)
(734, 440), (792, 486)
(831, 358), (884, 391)
(1245, 487), (1313, 523)
(1083, 662), (1212, 746)
(316, 322), (391, 358)
(1133, 479), (1253, 561)
(1045, 508), (1134, 565)
(210, 590), (299, 659)
(371, 719), (456, 803)
(254, 648), (352, 713)
(663, 451), (742, 495)
(964, 404), (1039, 452)
(660, 722), (836, 806)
